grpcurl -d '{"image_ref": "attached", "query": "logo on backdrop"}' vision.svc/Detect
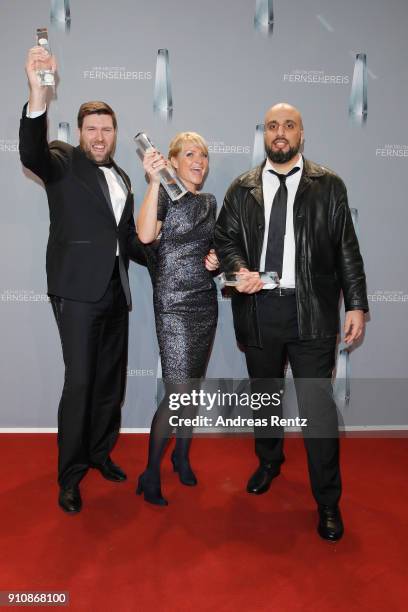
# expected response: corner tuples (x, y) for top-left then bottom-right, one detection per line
(283, 70), (349, 85)
(50, 0), (71, 33)
(58, 122), (70, 143)
(83, 67), (152, 80)
(127, 368), (154, 377)
(0, 290), (49, 303)
(252, 123), (265, 167)
(367, 291), (408, 303)
(153, 49), (173, 121)
(349, 53), (367, 125)
(207, 141), (250, 155)
(376, 145), (408, 158)
(254, 0), (274, 35)
(0, 140), (19, 153)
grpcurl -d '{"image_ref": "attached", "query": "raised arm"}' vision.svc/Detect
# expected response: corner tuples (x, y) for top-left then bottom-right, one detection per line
(136, 150), (167, 243)
(19, 47), (68, 183)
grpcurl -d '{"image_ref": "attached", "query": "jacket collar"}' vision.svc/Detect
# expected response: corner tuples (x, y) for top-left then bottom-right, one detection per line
(238, 157), (326, 207)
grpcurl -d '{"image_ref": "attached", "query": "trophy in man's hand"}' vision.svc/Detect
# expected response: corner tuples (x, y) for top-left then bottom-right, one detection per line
(134, 132), (187, 202)
(35, 28), (55, 87)
(219, 271), (279, 288)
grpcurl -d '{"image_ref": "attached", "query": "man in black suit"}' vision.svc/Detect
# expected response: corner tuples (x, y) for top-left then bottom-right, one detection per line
(215, 103), (368, 541)
(19, 46), (146, 514)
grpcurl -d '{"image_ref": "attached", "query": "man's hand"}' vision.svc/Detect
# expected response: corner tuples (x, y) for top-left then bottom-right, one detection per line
(204, 249), (219, 271)
(343, 310), (365, 344)
(236, 268), (264, 294)
(25, 46), (57, 111)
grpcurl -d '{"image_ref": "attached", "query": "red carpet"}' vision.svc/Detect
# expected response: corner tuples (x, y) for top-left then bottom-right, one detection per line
(0, 435), (407, 611)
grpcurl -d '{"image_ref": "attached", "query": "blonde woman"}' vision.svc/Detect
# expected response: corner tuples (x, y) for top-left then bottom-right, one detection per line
(136, 132), (218, 505)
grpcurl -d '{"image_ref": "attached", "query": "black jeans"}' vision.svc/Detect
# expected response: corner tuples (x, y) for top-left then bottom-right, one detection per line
(51, 264), (128, 488)
(244, 292), (341, 507)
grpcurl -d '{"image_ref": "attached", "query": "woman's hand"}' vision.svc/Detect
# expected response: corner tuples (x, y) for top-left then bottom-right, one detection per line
(143, 149), (167, 184)
(204, 249), (219, 271)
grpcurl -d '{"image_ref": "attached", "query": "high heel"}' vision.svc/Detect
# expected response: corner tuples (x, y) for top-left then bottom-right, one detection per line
(171, 452), (198, 486)
(136, 473), (168, 506)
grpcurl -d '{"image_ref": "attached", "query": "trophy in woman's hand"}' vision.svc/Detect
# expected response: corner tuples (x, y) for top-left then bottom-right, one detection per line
(134, 132), (187, 202)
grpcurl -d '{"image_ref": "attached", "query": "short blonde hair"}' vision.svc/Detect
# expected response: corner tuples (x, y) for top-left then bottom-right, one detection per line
(168, 131), (208, 160)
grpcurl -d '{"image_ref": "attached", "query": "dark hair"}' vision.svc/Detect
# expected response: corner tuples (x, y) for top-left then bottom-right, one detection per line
(77, 101), (117, 129)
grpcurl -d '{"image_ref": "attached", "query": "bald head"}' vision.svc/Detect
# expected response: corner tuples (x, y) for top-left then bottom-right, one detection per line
(263, 102), (304, 166)
(264, 103), (303, 130)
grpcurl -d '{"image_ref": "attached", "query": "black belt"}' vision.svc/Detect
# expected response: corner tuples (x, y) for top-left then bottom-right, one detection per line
(260, 287), (296, 297)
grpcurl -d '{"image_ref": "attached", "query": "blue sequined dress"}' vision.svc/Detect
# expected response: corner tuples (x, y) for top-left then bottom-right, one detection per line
(153, 187), (218, 383)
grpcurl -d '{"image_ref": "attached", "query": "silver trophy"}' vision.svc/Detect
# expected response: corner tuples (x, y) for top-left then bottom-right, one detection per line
(252, 123), (266, 167)
(153, 49), (173, 121)
(349, 53), (367, 124)
(36, 28), (54, 86)
(254, 0), (274, 35)
(50, 0), (71, 32)
(333, 342), (351, 407)
(58, 121), (70, 143)
(219, 271), (279, 288)
(134, 132), (187, 201)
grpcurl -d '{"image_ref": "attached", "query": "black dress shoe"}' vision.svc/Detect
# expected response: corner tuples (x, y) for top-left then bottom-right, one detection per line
(136, 472), (168, 506)
(171, 452), (197, 486)
(58, 486), (82, 514)
(246, 463), (281, 494)
(93, 458), (127, 482)
(317, 505), (344, 541)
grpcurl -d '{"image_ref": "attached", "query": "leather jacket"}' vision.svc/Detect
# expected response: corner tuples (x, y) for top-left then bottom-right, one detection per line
(214, 158), (368, 347)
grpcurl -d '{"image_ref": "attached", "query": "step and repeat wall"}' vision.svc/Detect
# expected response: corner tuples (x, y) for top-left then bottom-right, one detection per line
(1, 0), (407, 430)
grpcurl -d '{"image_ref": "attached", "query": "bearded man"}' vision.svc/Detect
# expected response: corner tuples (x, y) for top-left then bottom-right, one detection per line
(19, 47), (146, 514)
(215, 103), (368, 541)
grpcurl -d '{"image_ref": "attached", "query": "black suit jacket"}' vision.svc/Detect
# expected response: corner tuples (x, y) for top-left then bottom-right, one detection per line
(19, 104), (146, 302)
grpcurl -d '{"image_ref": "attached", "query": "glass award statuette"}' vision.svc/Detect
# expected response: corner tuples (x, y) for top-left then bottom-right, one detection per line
(252, 123), (266, 167)
(36, 28), (54, 86)
(333, 343), (351, 408)
(153, 49), (173, 121)
(134, 132), (187, 202)
(349, 53), (367, 125)
(50, 0), (71, 32)
(58, 122), (70, 143)
(254, 0), (274, 35)
(219, 271), (279, 288)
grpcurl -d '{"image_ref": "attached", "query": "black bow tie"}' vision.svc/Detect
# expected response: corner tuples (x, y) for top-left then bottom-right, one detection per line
(97, 160), (114, 169)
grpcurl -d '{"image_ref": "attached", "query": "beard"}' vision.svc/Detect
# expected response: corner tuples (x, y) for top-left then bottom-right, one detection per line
(265, 136), (302, 164)
(79, 137), (115, 165)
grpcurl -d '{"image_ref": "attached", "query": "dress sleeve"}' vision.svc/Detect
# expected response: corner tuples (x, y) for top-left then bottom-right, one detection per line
(157, 185), (170, 222)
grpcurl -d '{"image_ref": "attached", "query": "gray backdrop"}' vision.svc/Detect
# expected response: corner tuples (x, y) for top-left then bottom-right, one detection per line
(1, 0), (407, 431)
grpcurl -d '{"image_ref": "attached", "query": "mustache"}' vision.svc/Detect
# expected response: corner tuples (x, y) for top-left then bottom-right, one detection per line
(273, 138), (289, 144)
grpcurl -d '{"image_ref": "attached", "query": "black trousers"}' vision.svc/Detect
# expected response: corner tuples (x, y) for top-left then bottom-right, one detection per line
(50, 261), (128, 488)
(244, 292), (341, 507)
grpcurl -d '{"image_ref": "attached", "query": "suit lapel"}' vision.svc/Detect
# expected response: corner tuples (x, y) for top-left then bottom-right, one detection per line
(95, 168), (116, 221)
(72, 147), (116, 222)
(111, 161), (133, 225)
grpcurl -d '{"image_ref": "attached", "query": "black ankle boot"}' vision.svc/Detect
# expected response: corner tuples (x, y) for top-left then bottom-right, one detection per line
(171, 451), (197, 486)
(136, 472), (168, 506)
